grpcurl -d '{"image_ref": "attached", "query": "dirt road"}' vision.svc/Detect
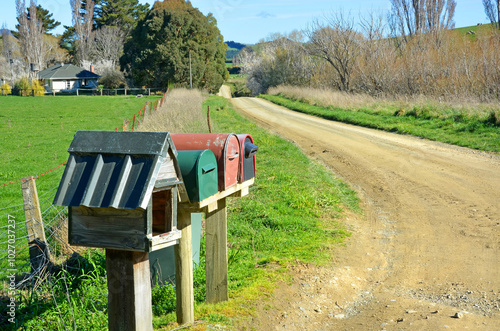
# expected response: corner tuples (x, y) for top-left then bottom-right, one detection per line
(229, 95), (500, 330)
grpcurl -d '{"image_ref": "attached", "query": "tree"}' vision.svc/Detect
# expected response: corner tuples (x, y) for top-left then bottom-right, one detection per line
(29, 5), (61, 34)
(121, 0), (228, 92)
(240, 32), (314, 95)
(71, 0), (95, 65)
(94, 0), (149, 34)
(305, 12), (362, 91)
(483, 0), (500, 29)
(92, 26), (125, 67)
(16, 0), (46, 72)
(389, 0), (456, 40)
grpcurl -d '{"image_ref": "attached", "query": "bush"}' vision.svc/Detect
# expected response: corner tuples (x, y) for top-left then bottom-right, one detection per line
(12, 78), (45, 96)
(0, 82), (11, 95)
(99, 69), (127, 89)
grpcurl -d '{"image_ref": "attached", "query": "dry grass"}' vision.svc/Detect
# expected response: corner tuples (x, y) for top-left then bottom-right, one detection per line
(138, 88), (209, 133)
(268, 85), (498, 120)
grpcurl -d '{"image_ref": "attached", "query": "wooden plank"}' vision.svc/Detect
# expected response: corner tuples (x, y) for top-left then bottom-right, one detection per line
(181, 178), (254, 210)
(21, 176), (52, 271)
(174, 205), (194, 324)
(150, 230), (181, 252)
(69, 206), (148, 251)
(106, 249), (153, 331)
(205, 198), (228, 303)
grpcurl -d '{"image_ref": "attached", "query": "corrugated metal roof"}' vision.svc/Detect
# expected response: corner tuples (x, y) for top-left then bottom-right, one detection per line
(38, 63), (100, 80)
(53, 131), (182, 210)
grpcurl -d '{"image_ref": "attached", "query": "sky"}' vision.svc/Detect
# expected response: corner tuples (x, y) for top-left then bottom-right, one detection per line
(0, 0), (490, 45)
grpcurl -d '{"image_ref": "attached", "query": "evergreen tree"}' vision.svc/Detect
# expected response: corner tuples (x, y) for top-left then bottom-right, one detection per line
(31, 5), (61, 34)
(94, 0), (149, 34)
(16, 4), (61, 36)
(121, 0), (228, 92)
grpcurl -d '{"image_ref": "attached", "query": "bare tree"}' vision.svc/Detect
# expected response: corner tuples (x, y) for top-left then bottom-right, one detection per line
(16, 0), (46, 75)
(483, 0), (500, 29)
(390, 0), (456, 40)
(71, 0), (95, 65)
(305, 12), (361, 91)
(92, 26), (125, 68)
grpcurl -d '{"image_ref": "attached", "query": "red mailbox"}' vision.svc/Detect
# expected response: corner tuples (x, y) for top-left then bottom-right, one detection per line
(171, 133), (240, 191)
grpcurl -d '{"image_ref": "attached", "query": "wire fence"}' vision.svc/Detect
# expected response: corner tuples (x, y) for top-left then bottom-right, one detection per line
(115, 88), (169, 131)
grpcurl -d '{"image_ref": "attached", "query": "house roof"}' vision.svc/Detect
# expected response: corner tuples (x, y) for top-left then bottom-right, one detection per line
(53, 131), (186, 210)
(38, 63), (101, 80)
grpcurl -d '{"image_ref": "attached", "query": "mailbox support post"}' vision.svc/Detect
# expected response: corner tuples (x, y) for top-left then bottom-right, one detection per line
(175, 205), (194, 324)
(205, 198), (229, 303)
(106, 249), (153, 331)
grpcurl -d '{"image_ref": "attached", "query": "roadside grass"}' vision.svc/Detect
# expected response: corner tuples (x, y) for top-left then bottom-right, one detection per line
(0, 93), (358, 330)
(261, 90), (500, 153)
(153, 95), (358, 329)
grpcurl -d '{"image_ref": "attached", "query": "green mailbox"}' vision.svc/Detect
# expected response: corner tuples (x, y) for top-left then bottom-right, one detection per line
(177, 150), (218, 202)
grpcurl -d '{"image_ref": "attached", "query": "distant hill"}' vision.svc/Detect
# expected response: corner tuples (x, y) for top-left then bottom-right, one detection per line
(225, 41), (246, 50)
(225, 41), (247, 59)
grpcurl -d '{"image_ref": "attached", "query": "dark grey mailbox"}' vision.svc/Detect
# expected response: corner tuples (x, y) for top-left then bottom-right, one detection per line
(53, 131), (188, 252)
(236, 134), (258, 182)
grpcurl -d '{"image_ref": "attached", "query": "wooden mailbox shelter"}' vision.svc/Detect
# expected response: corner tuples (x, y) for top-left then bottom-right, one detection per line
(53, 130), (188, 330)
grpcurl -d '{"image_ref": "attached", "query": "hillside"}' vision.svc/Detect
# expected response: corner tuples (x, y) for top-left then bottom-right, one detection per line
(225, 41), (247, 59)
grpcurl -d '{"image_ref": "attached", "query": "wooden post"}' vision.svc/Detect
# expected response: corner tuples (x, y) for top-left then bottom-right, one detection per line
(207, 106), (212, 133)
(21, 176), (52, 272)
(205, 198), (228, 303)
(175, 205), (194, 324)
(123, 119), (129, 132)
(100, 88), (103, 96)
(106, 249), (153, 331)
(76, 88), (79, 96)
(125, 88), (127, 96)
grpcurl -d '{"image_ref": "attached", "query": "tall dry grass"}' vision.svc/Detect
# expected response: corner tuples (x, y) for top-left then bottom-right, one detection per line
(138, 88), (211, 133)
(269, 85), (499, 120)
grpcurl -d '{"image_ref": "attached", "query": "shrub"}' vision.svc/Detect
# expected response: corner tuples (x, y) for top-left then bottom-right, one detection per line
(99, 69), (127, 89)
(12, 78), (45, 96)
(14, 77), (30, 96)
(0, 82), (11, 95)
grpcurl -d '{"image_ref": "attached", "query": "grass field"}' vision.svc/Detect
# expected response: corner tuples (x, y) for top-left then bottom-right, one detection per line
(0, 95), (161, 205)
(0, 93), (357, 329)
(0, 94), (161, 281)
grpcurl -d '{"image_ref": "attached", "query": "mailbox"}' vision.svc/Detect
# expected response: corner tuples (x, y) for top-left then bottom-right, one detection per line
(177, 150), (218, 202)
(53, 131), (188, 252)
(171, 133), (240, 191)
(236, 134), (258, 182)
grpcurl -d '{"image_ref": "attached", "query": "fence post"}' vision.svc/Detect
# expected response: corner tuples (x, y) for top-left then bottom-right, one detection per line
(21, 176), (53, 273)
(207, 106), (212, 133)
(76, 88), (79, 96)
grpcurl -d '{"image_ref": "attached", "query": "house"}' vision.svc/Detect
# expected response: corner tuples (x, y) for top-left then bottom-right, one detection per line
(38, 63), (100, 92)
